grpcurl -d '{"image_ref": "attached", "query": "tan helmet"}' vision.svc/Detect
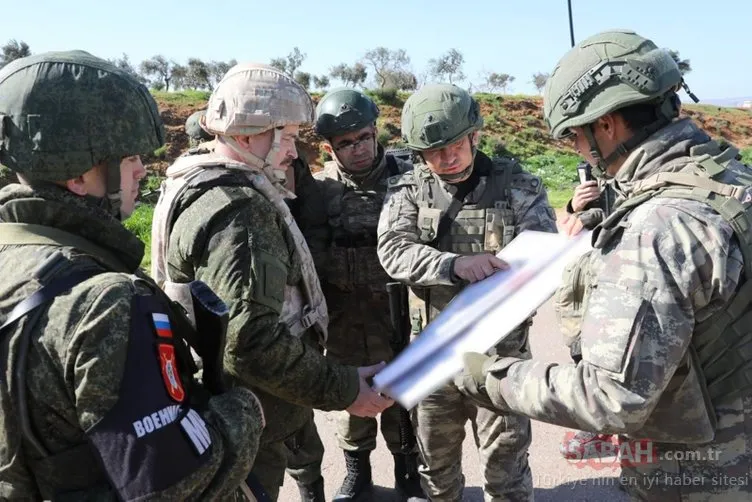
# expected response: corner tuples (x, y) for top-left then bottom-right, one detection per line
(203, 63), (314, 136)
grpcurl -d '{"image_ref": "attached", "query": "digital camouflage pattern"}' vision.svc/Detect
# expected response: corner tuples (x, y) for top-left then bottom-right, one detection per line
(377, 151), (557, 501)
(0, 50), (163, 182)
(542, 29), (683, 141)
(161, 152), (361, 499)
(0, 183), (264, 500)
(305, 145), (412, 454)
(472, 118), (752, 501)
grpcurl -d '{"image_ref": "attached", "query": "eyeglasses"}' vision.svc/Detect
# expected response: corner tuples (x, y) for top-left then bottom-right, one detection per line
(333, 132), (375, 155)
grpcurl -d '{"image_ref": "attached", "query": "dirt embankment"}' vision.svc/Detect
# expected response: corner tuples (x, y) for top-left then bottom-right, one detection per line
(2, 94), (750, 189)
(145, 95), (752, 176)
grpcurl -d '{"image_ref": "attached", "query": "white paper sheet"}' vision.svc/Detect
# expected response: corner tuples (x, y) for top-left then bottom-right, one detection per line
(371, 230), (593, 409)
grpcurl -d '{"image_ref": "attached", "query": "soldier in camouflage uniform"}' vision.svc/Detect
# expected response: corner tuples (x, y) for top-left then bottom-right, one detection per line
(557, 162), (619, 459)
(458, 29), (752, 501)
(185, 109), (215, 148)
(150, 63), (394, 502)
(0, 50), (266, 500)
(308, 88), (426, 501)
(377, 83), (558, 502)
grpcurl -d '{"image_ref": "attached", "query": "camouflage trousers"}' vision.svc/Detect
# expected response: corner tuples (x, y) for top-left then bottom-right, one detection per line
(411, 380), (533, 502)
(249, 409), (325, 500)
(325, 289), (405, 454)
(249, 330), (326, 500)
(409, 320), (534, 502)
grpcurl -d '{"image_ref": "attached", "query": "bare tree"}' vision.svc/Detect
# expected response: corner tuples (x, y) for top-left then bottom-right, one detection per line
(208, 59), (237, 88)
(109, 53), (148, 84)
(295, 71), (311, 90)
(270, 47), (306, 77)
(427, 48), (465, 84)
(486, 73), (515, 94)
(383, 70), (418, 90)
(171, 64), (188, 90)
(329, 62), (368, 87)
(362, 47), (410, 88)
(184, 58), (212, 90)
(0, 39), (31, 68)
(531, 72), (549, 94)
(313, 75), (330, 90)
(140, 55), (181, 91)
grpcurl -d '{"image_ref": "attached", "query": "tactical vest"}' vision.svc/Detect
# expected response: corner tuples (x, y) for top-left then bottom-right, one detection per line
(412, 158), (521, 255)
(316, 157), (407, 291)
(397, 156), (530, 334)
(152, 151), (329, 341)
(0, 228), (212, 499)
(555, 142), (752, 441)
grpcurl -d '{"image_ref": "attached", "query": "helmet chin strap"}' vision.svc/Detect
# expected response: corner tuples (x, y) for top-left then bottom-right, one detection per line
(221, 129), (295, 197)
(84, 157), (123, 220)
(582, 94), (678, 180)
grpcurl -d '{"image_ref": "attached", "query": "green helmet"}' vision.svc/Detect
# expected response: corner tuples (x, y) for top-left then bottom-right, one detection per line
(0, 50), (164, 183)
(314, 87), (379, 139)
(543, 29), (683, 140)
(401, 83), (483, 151)
(185, 109), (213, 144)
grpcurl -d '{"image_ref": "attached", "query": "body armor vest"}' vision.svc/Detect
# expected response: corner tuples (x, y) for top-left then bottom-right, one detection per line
(152, 151), (329, 341)
(413, 159), (519, 254)
(555, 141), (752, 442)
(316, 158), (408, 292)
(404, 156), (525, 333)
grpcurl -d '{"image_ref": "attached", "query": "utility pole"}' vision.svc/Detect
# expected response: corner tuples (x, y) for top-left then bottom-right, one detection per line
(568, 0), (575, 47)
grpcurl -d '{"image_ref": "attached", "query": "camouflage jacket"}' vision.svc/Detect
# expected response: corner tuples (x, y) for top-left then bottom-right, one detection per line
(310, 145), (413, 292)
(157, 152), (360, 443)
(482, 119), (752, 500)
(301, 146), (412, 361)
(377, 151), (557, 343)
(0, 184), (264, 501)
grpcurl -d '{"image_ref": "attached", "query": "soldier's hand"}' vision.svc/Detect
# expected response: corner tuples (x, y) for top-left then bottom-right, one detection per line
(557, 213), (585, 237)
(346, 362), (395, 417)
(453, 254), (509, 283)
(571, 181), (600, 212)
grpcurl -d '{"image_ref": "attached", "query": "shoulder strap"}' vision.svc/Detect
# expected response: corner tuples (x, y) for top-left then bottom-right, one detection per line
(0, 251), (104, 460)
(0, 268), (102, 336)
(0, 223), (130, 273)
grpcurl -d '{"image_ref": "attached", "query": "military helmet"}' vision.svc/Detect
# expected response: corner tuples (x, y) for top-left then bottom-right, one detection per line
(314, 87), (379, 139)
(203, 63), (314, 136)
(401, 83), (483, 151)
(543, 29), (683, 139)
(0, 50), (165, 182)
(185, 109), (213, 142)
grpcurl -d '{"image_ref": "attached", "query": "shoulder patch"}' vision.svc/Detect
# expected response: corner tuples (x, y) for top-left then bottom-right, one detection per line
(387, 171), (416, 189)
(150, 312), (186, 403)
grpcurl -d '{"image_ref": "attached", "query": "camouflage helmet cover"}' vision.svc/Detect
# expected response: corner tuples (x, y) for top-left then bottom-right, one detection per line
(401, 83), (483, 151)
(543, 29), (683, 139)
(0, 50), (165, 181)
(203, 63), (314, 136)
(314, 87), (379, 139)
(185, 109), (214, 142)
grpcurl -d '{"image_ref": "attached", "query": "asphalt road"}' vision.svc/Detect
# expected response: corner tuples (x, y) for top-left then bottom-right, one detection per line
(279, 297), (631, 502)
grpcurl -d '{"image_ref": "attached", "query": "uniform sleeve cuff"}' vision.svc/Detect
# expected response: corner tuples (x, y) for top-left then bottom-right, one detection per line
(484, 357), (522, 411)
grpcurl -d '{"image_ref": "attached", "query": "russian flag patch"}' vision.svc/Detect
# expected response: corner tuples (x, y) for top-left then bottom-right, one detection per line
(152, 313), (173, 339)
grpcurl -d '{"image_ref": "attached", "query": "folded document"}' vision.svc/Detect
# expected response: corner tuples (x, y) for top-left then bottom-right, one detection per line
(371, 230), (593, 409)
